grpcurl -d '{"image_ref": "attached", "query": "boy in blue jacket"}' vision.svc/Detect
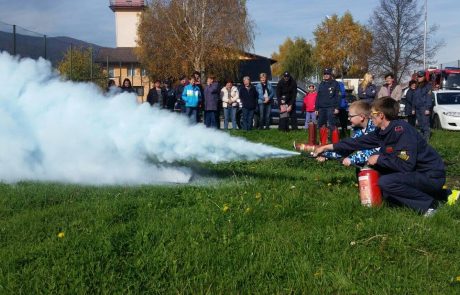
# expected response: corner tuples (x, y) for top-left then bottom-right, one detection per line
(316, 100), (378, 167)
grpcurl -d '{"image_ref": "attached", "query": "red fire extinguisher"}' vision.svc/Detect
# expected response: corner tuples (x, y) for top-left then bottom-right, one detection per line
(319, 126), (328, 145)
(308, 123), (317, 145)
(358, 167), (382, 207)
(331, 127), (340, 144)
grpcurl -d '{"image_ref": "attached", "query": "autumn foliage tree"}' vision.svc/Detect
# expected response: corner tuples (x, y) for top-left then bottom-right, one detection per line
(57, 46), (105, 88)
(271, 37), (314, 82)
(137, 0), (254, 81)
(313, 12), (372, 77)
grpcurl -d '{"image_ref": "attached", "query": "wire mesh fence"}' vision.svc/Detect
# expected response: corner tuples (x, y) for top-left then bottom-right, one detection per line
(0, 21), (151, 96)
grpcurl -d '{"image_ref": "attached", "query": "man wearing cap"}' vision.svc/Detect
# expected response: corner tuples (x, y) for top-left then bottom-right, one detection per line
(276, 71), (298, 131)
(316, 68), (340, 140)
(377, 73), (402, 101)
(413, 70), (432, 141)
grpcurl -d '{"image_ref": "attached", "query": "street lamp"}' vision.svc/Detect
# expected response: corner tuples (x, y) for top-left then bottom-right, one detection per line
(423, 0), (427, 69)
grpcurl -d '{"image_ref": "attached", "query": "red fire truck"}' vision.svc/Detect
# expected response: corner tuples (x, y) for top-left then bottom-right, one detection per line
(424, 67), (460, 90)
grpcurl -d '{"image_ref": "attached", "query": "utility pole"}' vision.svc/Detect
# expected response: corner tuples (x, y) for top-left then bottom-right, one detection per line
(423, 0), (427, 69)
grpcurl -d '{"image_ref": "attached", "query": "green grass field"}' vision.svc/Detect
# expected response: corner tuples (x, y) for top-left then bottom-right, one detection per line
(1, 129), (460, 294)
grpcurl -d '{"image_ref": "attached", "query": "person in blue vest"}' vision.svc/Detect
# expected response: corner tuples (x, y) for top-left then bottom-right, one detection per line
(316, 68), (340, 140)
(413, 70), (433, 141)
(314, 96), (458, 216)
(181, 75), (202, 124)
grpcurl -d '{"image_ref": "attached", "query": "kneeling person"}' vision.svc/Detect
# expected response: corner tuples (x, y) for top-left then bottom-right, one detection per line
(314, 97), (450, 214)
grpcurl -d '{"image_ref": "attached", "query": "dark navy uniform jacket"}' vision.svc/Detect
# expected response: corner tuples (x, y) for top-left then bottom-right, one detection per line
(333, 119), (445, 177)
(413, 83), (432, 111)
(316, 79), (340, 110)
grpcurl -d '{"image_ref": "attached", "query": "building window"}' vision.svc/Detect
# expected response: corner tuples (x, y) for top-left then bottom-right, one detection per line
(128, 64), (136, 77)
(141, 68), (147, 77)
(108, 66), (115, 78)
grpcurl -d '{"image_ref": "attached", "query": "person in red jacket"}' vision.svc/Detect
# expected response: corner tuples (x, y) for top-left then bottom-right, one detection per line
(302, 84), (317, 129)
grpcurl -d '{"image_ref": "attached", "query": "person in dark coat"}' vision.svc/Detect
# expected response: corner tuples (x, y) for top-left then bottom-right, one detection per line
(316, 68), (340, 140)
(404, 80), (417, 127)
(239, 76), (258, 131)
(146, 80), (167, 107)
(203, 75), (220, 128)
(413, 70), (433, 141)
(314, 96), (453, 215)
(120, 78), (136, 94)
(358, 73), (377, 103)
(164, 79), (177, 111)
(276, 71), (298, 131)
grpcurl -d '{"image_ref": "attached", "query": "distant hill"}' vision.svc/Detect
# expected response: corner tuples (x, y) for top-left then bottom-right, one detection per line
(0, 31), (102, 66)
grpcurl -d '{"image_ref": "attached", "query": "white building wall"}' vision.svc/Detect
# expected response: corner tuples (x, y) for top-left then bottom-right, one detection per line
(114, 11), (141, 47)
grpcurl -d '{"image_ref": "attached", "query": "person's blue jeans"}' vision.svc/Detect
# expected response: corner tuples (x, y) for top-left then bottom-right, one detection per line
(204, 110), (218, 128)
(242, 108), (254, 131)
(258, 103), (272, 129)
(223, 107), (238, 129)
(185, 107), (198, 123)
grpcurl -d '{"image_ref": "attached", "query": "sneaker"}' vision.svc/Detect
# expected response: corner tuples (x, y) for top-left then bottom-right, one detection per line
(423, 208), (437, 217)
(447, 189), (459, 206)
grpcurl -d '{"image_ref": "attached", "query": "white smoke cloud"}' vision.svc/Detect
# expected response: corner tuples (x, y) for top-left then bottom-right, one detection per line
(0, 52), (297, 185)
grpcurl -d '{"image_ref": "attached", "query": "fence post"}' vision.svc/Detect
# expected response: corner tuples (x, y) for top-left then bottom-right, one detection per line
(44, 35), (47, 60)
(458, 60), (460, 68)
(12, 25), (16, 55)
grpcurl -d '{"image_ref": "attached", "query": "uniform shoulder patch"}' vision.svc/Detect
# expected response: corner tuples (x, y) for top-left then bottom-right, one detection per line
(397, 150), (409, 161)
(385, 146), (394, 153)
(395, 126), (404, 132)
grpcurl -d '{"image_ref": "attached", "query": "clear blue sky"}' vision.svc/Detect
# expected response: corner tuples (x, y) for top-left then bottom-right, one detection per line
(0, 0), (458, 66)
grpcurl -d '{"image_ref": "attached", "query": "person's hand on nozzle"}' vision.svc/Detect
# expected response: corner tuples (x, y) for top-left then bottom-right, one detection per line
(312, 144), (333, 157)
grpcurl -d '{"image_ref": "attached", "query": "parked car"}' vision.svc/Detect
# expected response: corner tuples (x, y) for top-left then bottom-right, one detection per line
(431, 90), (460, 130)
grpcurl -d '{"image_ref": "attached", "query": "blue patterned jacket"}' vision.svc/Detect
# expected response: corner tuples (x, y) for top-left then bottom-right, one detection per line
(323, 119), (379, 166)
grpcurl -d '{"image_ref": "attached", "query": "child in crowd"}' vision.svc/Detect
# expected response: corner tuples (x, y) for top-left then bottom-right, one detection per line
(302, 84), (317, 130)
(313, 96), (459, 215)
(316, 100), (378, 167)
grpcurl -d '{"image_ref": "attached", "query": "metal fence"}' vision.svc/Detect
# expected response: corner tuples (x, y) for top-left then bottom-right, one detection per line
(437, 60), (460, 69)
(0, 21), (139, 88)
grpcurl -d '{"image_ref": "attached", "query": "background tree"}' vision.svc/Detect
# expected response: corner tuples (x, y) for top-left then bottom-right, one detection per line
(271, 37), (315, 83)
(57, 46), (105, 88)
(137, 0), (254, 81)
(368, 0), (443, 83)
(313, 12), (372, 78)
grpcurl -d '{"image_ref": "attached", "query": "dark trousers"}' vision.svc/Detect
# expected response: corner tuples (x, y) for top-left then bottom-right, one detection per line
(378, 171), (445, 213)
(416, 109), (430, 141)
(204, 110), (218, 128)
(242, 108), (255, 131)
(317, 107), (337, 140)
(279, 109), (298, 131)
(407, 115), (416, 127)
(338, 108), (348, 138)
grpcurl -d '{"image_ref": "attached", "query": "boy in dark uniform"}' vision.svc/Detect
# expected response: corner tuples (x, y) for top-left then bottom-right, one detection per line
(314, 96), (458, 215)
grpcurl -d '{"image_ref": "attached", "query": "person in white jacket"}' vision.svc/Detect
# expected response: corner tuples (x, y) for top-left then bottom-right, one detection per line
(220, 80), (240, 130)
